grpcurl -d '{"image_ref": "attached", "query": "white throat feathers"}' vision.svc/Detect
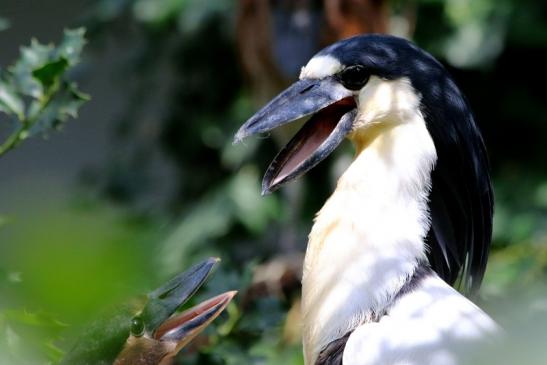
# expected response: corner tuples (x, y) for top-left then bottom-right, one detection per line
(301, 77), (438, 364)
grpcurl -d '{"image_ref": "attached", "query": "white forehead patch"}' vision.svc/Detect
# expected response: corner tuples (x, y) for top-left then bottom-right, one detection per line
(299, 55), (342, 80)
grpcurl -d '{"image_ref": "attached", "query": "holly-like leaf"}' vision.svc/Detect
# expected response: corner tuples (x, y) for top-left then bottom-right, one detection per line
(27, 82), (90, 137)
(0, 28), (89, 157)
(56, 28), (87, 66)
(32, 58), (69, 91)
(9, 39), (53, 99)
(0, 78), (24, 119)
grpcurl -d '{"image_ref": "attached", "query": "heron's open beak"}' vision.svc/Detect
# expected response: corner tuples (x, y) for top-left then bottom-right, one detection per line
(235, 77), (356, 194)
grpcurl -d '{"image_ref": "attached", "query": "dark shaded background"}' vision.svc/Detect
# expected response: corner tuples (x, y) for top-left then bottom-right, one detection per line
(1, 0), (547, 364)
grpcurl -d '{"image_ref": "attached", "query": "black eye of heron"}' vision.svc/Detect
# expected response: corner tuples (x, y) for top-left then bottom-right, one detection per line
(130, 316), (145, 337)
(338, 65), (369, 90)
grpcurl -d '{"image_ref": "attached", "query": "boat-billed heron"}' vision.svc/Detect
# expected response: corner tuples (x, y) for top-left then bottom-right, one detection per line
(236, 34), (499, 365)
(61, 257), (235, 365)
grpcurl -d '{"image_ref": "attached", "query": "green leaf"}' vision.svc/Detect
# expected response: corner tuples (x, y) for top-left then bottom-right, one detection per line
(27, 82), (90, 136)
(0, 79), (24, 119)
(0, 28), (89, 157)
(32, 58), (69, 90)
(160, 189), (233, 275)
(229, 165), (280, 233)
(9, 39), (53, 98)
(44, 341), (65, 363)
(3, 310), (67, 331)
(0, 17), (10, 32)
(133, 0), (186, 25)
(7, 28), (87, 99)
(0, 309), (68, 363)
(56, 28), (87, 65)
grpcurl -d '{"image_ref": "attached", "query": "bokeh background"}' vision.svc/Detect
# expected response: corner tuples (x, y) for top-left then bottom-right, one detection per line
(1, 0), (546, 364)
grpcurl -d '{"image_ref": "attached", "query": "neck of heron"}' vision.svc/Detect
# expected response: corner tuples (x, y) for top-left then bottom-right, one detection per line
(301, 114), (437, 364)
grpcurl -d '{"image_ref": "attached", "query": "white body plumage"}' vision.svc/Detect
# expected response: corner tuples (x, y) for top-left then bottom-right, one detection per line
(300, 74), (499, 364)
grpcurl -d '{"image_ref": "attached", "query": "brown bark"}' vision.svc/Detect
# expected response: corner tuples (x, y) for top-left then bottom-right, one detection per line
(235, 0), (392, 253)
(323, 0), (389, 44)
(236, 0), (286, 105)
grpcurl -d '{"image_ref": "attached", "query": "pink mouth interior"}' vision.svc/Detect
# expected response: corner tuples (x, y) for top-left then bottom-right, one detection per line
(154, 291), (235, 340)
(271, 97), (356, 186)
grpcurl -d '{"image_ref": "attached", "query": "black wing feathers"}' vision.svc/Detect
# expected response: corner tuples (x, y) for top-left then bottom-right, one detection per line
(315, 333), (350, 365)
(420, 75), (493, 294)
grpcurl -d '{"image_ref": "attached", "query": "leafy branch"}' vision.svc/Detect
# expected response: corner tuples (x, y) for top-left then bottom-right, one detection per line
(0, 28), (89, 157)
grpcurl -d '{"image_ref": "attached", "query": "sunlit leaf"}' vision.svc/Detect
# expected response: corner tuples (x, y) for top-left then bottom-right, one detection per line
(229, 165), (280, 233)
(31, 58), (69, 90)
(91, 0), (133, 22)
(160, 189), (233, 275)
(0, 17), (10, 31)
(132, 0), (186, 25)
(177, 0), (232, 33)
(9, 39), (53, 98)
(56, 28), (87, 66)
(27, 82), (90, 136)
(0, 28), (89, 156)
(0, 309), (67, 364)
(3, 310), (67, 332)
(0, 78), (25, 119)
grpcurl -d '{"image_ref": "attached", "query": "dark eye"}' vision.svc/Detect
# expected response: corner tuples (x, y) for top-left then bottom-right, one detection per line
(130, 316), (145, 337)
(338, 65), (369, 90)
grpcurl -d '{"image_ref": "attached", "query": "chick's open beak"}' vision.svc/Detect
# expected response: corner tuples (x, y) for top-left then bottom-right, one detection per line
(140, 258), (236, 348)
(155, 291), (236, 351)
(139, 257), (221, 334)
(115, 258), (236, 365)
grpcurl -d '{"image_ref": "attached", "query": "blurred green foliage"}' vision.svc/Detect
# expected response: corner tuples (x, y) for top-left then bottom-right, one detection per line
(0, 198), (157, 363)
(0, 28), (89, 157)
(0, 17), (9, 32)
(1, 0), (547, 364)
